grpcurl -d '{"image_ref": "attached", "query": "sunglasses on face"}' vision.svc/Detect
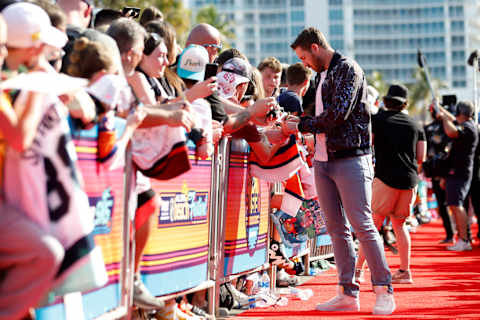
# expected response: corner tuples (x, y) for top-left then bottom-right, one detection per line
(203, 43), (222, 51)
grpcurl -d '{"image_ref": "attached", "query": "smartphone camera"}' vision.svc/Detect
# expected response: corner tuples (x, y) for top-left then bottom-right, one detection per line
(122, 7), (140, 19)
(204, 63), (218, 80)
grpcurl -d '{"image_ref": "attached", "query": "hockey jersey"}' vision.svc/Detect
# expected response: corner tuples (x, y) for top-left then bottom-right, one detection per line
(3, 90), (107, 293)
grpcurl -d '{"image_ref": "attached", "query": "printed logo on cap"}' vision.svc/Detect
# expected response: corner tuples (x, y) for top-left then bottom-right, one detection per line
(177, 45), (209, 81)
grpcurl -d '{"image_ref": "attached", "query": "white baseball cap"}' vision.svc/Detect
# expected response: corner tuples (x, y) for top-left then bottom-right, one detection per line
(217, 58), (251, 99)
(2, 2), (68, 49)
(177, 44), (209, 81)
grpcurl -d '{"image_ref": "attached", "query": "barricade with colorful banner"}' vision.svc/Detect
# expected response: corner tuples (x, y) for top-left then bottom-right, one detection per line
(33, 131), (335, 319)
(142, 142), (212, 296)
(222, 139), (270, 276)
(35, 119), (128, 320)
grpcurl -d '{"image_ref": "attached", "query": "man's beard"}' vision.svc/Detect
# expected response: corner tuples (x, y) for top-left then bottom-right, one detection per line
(312, 56), (325, 73)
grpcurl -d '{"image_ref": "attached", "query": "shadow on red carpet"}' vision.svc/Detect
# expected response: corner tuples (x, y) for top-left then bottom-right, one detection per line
(233, 219), (480, 320)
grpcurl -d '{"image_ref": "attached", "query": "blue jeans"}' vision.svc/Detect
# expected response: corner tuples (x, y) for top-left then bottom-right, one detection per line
(314, 156), (392, 297)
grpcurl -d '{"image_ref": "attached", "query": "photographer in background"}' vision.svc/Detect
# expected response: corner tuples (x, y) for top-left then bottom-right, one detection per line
(424, 95), (456, 244)
(435, 100), (478, 251)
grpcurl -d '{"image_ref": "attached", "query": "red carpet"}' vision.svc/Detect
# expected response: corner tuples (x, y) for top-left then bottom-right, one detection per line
(235, 219), (480, 319)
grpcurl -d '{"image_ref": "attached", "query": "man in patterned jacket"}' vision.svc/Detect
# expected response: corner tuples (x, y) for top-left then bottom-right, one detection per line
(284, 27), (395, 315)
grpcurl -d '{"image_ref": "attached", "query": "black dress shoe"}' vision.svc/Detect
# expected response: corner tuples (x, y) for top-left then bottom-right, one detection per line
(438, 238), (454, 244)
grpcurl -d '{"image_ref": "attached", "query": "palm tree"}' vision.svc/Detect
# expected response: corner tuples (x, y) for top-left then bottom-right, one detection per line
(407, 67), (446, 122)
(94, 0), (191, 44)
(194, 5), (235, 48)
(366, 71), (388, 98)
(155, 0), (191, 44)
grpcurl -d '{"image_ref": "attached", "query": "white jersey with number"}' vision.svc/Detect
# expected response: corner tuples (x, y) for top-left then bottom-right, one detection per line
(3, 91), (93, 251)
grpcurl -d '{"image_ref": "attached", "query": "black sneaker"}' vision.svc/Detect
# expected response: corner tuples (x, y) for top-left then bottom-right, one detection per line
(293, 260), (305, 275)
(219, 283), (235, 310)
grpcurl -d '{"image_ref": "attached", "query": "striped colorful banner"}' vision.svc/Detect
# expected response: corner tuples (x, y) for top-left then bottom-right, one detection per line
(36, 118), (127, 320)
(142, 144), (212, 296)
(224, 140), (269, 276)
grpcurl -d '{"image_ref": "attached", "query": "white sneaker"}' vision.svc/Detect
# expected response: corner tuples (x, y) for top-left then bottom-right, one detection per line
(373, 286), (395, 315)
(315, 287), (359, 312)
(276, 268), (299, 287)
(132, 274), (165, 310)
(447, 239), (472, 252)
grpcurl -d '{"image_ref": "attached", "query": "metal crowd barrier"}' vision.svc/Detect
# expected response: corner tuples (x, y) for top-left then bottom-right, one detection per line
(213, 138), (272, 315)
(34, 132), (333, 319)
(142, 139), (215, 305)
(35, 120), (134, 320)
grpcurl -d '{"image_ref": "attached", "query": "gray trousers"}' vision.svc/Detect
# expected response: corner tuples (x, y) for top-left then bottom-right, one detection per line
(314, 156), (392, 297)
(0, 203), (64, 320)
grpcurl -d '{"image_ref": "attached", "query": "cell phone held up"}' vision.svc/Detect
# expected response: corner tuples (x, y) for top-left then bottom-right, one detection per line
(204, 63), (218, 80)
(122, 7), (140, 19)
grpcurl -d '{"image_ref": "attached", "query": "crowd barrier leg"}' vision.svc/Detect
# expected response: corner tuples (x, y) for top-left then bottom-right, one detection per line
(212, 137), (230, 317)
(207, 147), (218, 317)
(267, 215), (276, 293)
(120, 145), (135, 320)
(208, 139), (221, 316)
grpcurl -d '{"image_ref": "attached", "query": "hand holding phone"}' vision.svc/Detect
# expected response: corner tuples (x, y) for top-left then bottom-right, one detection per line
(204, 63), (218, 80)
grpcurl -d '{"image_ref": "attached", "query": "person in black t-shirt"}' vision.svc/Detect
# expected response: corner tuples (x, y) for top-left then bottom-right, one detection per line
(436, 101), (478, 251)
(465, 137), (480, 241)
(424, 108), (454, 243)
(355, 84), (426, 284)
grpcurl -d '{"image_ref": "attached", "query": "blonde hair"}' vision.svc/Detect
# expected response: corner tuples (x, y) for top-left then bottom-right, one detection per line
(257, 56), (282, 73)
(251, 67), (265, 100)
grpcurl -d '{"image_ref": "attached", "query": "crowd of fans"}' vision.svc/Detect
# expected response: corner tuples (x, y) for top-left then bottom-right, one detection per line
(0, 0), (479, 319)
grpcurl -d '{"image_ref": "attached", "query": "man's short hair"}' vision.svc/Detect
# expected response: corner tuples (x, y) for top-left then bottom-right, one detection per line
(456, 100), (474, 118)
(383, 97), (405, 110)
(287, 62), (312, 86)
(93, 9), (122, 30)
(215, 48), (247, 67)
(106, 18), (146, 54)
(290, 27), (330, 51)
(257, 56), (282, 73)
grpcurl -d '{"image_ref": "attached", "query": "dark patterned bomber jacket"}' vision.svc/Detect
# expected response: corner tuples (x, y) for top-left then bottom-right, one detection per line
(298, 51), (372, 160)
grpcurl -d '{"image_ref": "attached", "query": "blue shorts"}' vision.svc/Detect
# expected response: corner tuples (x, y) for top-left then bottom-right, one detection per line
(445, 176), (471, 207)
